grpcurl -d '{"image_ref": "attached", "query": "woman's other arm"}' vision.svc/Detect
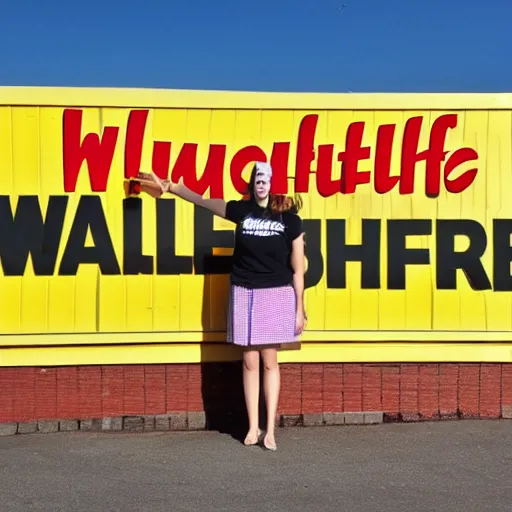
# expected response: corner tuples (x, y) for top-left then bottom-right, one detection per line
(291, 233), (306, 335)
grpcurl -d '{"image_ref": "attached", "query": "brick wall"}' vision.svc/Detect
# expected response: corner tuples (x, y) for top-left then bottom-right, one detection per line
(1, 363), (511, 434)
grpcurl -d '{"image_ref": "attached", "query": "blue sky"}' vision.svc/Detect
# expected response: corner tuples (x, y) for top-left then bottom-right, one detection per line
(1, 0), (510, 92)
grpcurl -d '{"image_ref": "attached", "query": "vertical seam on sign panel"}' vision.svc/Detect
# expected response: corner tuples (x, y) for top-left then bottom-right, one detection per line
(207, 108), (213, 331)
(457, 110), (464, 333)
(37, 106), (50, 332)
(37, 106), (41, 193)
(178, 108), (189, 334)
(484, 111), (490, 331)
(430, 109), (436, 332)
(10, 106), (22, 329)
(96, 108), (104, 333)
(123, 106), (129, 333)
(9, 106), (14, 190)
(372, 109), (379, 331)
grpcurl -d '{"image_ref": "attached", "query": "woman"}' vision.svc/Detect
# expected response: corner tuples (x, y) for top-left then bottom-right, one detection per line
(136, 162), (306, 451)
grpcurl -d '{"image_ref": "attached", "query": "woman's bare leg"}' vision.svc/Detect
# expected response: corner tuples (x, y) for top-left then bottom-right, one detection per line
(261, 348), (280, 449)
(242, 349), (261, 444)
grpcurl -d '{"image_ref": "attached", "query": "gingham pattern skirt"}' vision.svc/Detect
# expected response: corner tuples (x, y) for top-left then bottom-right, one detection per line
(226, 284), (298, 347)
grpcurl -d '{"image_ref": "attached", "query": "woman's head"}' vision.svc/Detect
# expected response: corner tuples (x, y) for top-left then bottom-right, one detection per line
(247, 161), (302, 214)
(249, 161), (272, 203)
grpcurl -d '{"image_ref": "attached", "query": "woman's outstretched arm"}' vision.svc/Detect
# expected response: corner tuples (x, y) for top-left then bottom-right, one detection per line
(138, 172), (228, 219)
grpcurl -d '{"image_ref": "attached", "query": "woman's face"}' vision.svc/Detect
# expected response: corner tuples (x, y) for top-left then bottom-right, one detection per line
(254, 172), (271, 200)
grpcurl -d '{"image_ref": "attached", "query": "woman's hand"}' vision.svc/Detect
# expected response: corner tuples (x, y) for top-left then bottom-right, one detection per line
(295, 309), (307, 336)
(137, 172), (178, 195)
(136, 172), (227, 218)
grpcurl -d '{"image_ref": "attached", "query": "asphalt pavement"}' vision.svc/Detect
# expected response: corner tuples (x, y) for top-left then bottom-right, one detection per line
(1, 420), (511, 512)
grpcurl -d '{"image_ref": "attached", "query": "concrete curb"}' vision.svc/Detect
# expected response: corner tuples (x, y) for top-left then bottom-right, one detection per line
(1, 411), (509, 436)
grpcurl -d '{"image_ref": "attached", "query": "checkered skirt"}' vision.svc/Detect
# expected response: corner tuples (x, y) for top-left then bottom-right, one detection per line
(226, 284), (298, 347)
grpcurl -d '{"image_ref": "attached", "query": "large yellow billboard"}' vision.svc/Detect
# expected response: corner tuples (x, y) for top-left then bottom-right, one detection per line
(2, 87), (512, 365)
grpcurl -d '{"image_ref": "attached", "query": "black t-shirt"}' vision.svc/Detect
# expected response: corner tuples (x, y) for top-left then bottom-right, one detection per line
(225, 199), (303, 289)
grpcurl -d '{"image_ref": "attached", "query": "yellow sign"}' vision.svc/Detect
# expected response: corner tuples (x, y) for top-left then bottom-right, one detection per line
(2, 87), (512, 356)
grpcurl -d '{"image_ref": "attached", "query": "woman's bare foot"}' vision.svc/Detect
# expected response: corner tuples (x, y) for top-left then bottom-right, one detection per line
(244, 429), (262, 446)
(263, 432), (277, 451)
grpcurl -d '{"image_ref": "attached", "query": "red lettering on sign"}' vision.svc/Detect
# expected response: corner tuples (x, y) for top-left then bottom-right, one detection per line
(374, 124), (398, 194)
(269, 143), (290, 195)
(444, 147), (479, 193)
(171, 144), (226, 197)
(62, 109), (119, 192)
(295, 115), (317, 194)
(124, 110), (149, 180)
(152, 141), (171, 180)
(400, 114), (477, 197)
(61, 109), (480, 198)
(230, 146), (267, 194)
(316, 145), (336, 196)
(339, 122), (372, 194)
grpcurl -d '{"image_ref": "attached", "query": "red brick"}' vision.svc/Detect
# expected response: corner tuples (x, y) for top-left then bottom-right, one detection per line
(323, 364), (343, 412)
(302, 364), (323, 413)
(57, 367), (80, 419)
(35, 368), (57, 420)
(279, 364), (302, 415)
(418, 364), (439, 419)
(166, 364), (188, 411)
(479, 364), (501, 418)
(343, 364), (363, 412)
(101, 366), (124, 417)
(381, 366), (400, 414)
(400, 364), (419, 415)
(78, 367), (102, 419)
(502, 364), (512, 407)
(0, 368), (15, 422)
(123, 366), (145, 415)
(12, 368), (36, 422)
(187, 365), (203, 412)
(4, 362), (510, 425)
(459, 364), (480, 418)
(144, 365), (166, 414)
(439, 364), (458, 415)
(362, 366), (382, 412)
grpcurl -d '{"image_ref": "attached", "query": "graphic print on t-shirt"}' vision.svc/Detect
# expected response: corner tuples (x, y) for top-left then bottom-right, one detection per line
(241, 215), (285, 237)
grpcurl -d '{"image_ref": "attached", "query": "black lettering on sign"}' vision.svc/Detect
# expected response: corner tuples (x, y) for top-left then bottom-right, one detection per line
(326, 219), (381, 289)
(194, 207), (234, 274)
(156, 198), (193, 275)
(493, 219), (512, 291)
(387, 220), (432, 290)
(436, 220), (491, 290)
(303, 219), (323, 289)
(123, 197), (153, 274)
(0, 195), (68, 276)
(59, 195), (121, 275)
